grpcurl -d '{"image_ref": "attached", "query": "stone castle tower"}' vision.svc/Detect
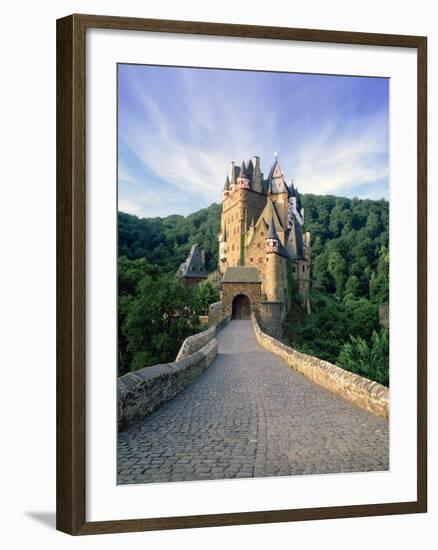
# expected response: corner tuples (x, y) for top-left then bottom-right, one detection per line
(217, 155), (311, 338)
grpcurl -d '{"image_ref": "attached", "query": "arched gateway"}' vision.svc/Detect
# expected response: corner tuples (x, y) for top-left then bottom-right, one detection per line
(221, 266), (261, 319)
(231, 294), (251, 319)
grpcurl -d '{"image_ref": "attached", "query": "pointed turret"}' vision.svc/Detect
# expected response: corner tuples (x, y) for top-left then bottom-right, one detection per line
(267, 215), (278, 240)
(222, 175), (231, 201)
(295, 187), (303, 212)
(267, 157), (289, 194)
(266, 214), (279, 254)
(229, 161), (237, 191)
(237, 160), (250, 190)
(251, 156), (264, 194)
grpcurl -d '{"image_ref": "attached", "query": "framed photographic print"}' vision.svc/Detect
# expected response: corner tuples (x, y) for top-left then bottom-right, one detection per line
(56, 14), (427, 535)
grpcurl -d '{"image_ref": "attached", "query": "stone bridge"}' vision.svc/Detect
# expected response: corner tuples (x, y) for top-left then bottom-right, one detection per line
(118, 320), (389, 484)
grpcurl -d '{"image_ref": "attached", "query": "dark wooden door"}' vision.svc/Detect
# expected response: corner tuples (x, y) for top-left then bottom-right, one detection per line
(232, 294), (251, 319)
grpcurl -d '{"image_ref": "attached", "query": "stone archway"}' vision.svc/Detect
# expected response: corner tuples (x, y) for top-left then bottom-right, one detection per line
(231, 294), (251, 320)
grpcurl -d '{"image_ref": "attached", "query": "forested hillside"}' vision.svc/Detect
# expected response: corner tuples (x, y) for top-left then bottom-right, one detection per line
(118, 204), (221, 273)
(285, 194), (389, 386)
(118, 194), (389, 384)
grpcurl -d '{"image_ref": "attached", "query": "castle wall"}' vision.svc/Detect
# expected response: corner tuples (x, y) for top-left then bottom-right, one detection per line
(264, 253), (287, 303)
(258, 301), (285, 339)
(221, 282), (261, 318)
(296, 231), (311, 301)
(208, 300), (225, 326)
(245, 223), (269, 298)
(252, 314), (389, 419)
(221, 189), (267, 270)
(221, 191), (242, 268)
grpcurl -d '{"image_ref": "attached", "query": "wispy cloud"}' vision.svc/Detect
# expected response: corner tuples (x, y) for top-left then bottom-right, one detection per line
(118, 66), (389, 217)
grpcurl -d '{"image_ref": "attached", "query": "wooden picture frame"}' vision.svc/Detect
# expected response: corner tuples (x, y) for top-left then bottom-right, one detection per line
(56, 13), (427, 535)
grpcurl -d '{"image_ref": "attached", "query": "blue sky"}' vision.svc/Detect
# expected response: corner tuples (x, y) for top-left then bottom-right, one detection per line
(118, 64), (389, 218)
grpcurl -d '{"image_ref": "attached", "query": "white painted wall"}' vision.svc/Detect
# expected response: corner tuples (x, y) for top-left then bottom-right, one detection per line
(0, 0), (436, 548)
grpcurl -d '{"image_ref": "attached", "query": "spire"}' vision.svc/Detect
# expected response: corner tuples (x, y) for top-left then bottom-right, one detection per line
(230, 161), (236, 185)
(237, 160), (250, 190)
(222, 174), (231, 201)
(267, 214), (279, 240)
(251, 156), (263, 194)
(266, 214), (280, 254)
(295, 186), (302, 211)
(267, 156), (288, 194)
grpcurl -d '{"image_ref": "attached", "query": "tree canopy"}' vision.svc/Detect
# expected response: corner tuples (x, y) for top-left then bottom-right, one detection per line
(118, 193), (389, 385)
(118, 204), (221, 273)
(118, 257), (219, 376)
(284, 194), (389, 386)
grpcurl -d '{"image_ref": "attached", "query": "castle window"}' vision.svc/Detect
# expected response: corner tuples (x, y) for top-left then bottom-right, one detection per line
(302, 265), (305, 273)
(293, 266), (296, 272)
(250, 257), (253, 262)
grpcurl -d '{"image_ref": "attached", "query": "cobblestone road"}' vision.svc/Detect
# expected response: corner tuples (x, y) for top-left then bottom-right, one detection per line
(118, 320), (389, 484)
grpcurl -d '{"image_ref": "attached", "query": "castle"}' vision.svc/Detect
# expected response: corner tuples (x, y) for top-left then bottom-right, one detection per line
(216, 155), (311, 338)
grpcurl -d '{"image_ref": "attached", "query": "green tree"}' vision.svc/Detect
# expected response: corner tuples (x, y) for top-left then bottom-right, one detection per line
(344, 275), (360, 300)
(369, 246), (389, 305)
(117, 256), (204, 376)
(122, 274), (201, 374)
(327, 251), (347, 295)
(337, 329), (389, 386)
(194, 280), (220, 315)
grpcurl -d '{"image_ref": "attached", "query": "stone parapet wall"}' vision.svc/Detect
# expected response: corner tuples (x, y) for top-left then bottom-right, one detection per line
(252, 314), (389, 419)
(118, 339), (218, 431)
(176, 316), (229, 360)
(208, 301), (225, 326)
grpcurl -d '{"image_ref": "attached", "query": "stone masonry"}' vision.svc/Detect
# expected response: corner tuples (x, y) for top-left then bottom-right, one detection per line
(118, 320), (389, 484)
(252, 314), (389, 418)
(221, 281), (261, 318)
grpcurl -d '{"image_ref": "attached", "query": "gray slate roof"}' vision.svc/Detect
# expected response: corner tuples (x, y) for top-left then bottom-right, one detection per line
(286, 220), (305, 260)
(176, 244), (207, 279)
(221, 266), (261, 284)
